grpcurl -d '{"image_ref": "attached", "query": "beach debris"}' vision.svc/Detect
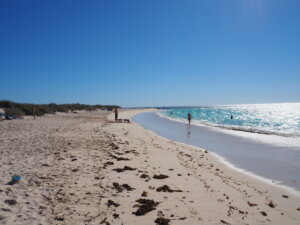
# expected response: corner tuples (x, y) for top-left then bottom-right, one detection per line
(227, 205), (236, 216)
(113, 213), (119, 219)
(140, 174), (149, 179)
(110, 154), (130, 161)
(154, 217), (170, 225)
(123, 119), (130, 123)
(54, 217), (64, 221)
(282, 195), (289, 198)
(141, 191), (148, 197)
(41, 163), (51, 167)
(133, 198), (160, 216)
(113, 182), (135, 192)
(157, 210), (164, 217)
(107, 200), (120, 207)
(112, 182), (123, 192)
(6, 175), (21, 185)
(1, 208), (11, 212)
(220, 219), (231, 225)
(267, 200), (276, 208)
(260, 211), (267, 216)
(100, 217), (107, 224)
(297, 207), (300, 211)
(247, 201), (258, 207)
(109, 143), (119, 150)
(153, 174), (169, 179)
(116, 119), (130, 123)
(179, 217), (186, 220)
(4, 199), (17, 205)
(204, 150), (208, 153)
(123, 183), (134, 191)
(156, 185), (182, 193)
(113, 166), (136, 173)
(72, 168), (79, 172)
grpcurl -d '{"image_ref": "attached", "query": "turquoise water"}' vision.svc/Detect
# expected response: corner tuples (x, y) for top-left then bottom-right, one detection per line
(160, 103), (300, 136)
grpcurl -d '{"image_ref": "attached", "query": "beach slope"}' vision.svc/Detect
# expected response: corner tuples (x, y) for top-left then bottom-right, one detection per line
(0, 109), (299, 225)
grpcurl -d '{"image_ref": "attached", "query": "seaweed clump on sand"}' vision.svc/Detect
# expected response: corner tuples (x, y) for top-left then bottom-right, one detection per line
(112, 182), (135, 192)
(109, 154), (130, 161)
(155, 217), (170, 225)
(133, 199), (159, 216)
(107, 200), (120, 207)
(112, 166), (136, 173)
(156, 185), (182, 193)
(153, 174), (169, 179)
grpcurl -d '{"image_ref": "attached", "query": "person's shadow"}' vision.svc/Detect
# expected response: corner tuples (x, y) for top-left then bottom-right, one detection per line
(186, 124), (191, 141)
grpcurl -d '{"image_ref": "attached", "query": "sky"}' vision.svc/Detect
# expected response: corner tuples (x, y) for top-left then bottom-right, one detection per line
(0, 0), (299, 107)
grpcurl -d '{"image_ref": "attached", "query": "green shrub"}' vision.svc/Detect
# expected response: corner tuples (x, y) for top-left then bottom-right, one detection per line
(4, 107), (24, 117)
(0, 100), (120, 117)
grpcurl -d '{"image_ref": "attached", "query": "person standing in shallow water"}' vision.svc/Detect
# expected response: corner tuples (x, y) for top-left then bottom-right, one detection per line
(114, 108), (118, 122)
(187, 113), (191, 125)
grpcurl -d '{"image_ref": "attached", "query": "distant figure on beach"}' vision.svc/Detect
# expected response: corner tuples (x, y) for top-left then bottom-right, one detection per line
(231, 115), (233, 120)
(187, 113), (191, 124)
(114, 108), (118, 122)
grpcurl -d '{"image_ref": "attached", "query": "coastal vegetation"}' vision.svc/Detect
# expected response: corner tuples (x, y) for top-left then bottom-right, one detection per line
(0, 100), (120, 117)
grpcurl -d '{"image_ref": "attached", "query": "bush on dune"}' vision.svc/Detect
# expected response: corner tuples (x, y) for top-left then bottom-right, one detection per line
(0, 100), (120, 117)
(4, 107), (24, 117)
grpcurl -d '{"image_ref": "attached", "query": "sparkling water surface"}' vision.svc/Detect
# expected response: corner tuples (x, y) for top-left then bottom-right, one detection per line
(160, 103), (300, 136)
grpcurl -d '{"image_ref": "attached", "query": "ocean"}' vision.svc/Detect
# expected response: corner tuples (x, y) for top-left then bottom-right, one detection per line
(133, 103), (300, 194)
(159, 103), (300, 137)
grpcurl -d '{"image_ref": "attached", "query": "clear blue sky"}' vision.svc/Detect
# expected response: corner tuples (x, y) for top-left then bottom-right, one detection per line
(0, 0), (299, 107)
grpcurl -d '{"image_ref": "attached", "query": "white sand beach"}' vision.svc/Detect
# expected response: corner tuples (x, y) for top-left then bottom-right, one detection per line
(0, 109), (300, 225)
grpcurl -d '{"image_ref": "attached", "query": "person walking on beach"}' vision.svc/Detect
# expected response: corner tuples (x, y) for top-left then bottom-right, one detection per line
(187, 113), (191, 125)
(114, 108), (118, 122)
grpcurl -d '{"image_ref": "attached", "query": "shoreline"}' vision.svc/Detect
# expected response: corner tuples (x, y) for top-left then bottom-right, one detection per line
(132, 110), (300, 197)
(0, 109), (299, 224)
(151, 111), (300, 196)
(157, 103), (300, 139)
(133, 111), (300, 193)
(134, 114), (300, 197)
(157, 111), (300, 148)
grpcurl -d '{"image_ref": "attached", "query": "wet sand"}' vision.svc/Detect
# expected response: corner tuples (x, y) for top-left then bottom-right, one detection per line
(0, 109), (300, 225)
(133, 111), (300, 192)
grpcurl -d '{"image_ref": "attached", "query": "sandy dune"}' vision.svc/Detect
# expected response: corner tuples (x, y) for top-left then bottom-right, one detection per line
(0, 109), (299, 225)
